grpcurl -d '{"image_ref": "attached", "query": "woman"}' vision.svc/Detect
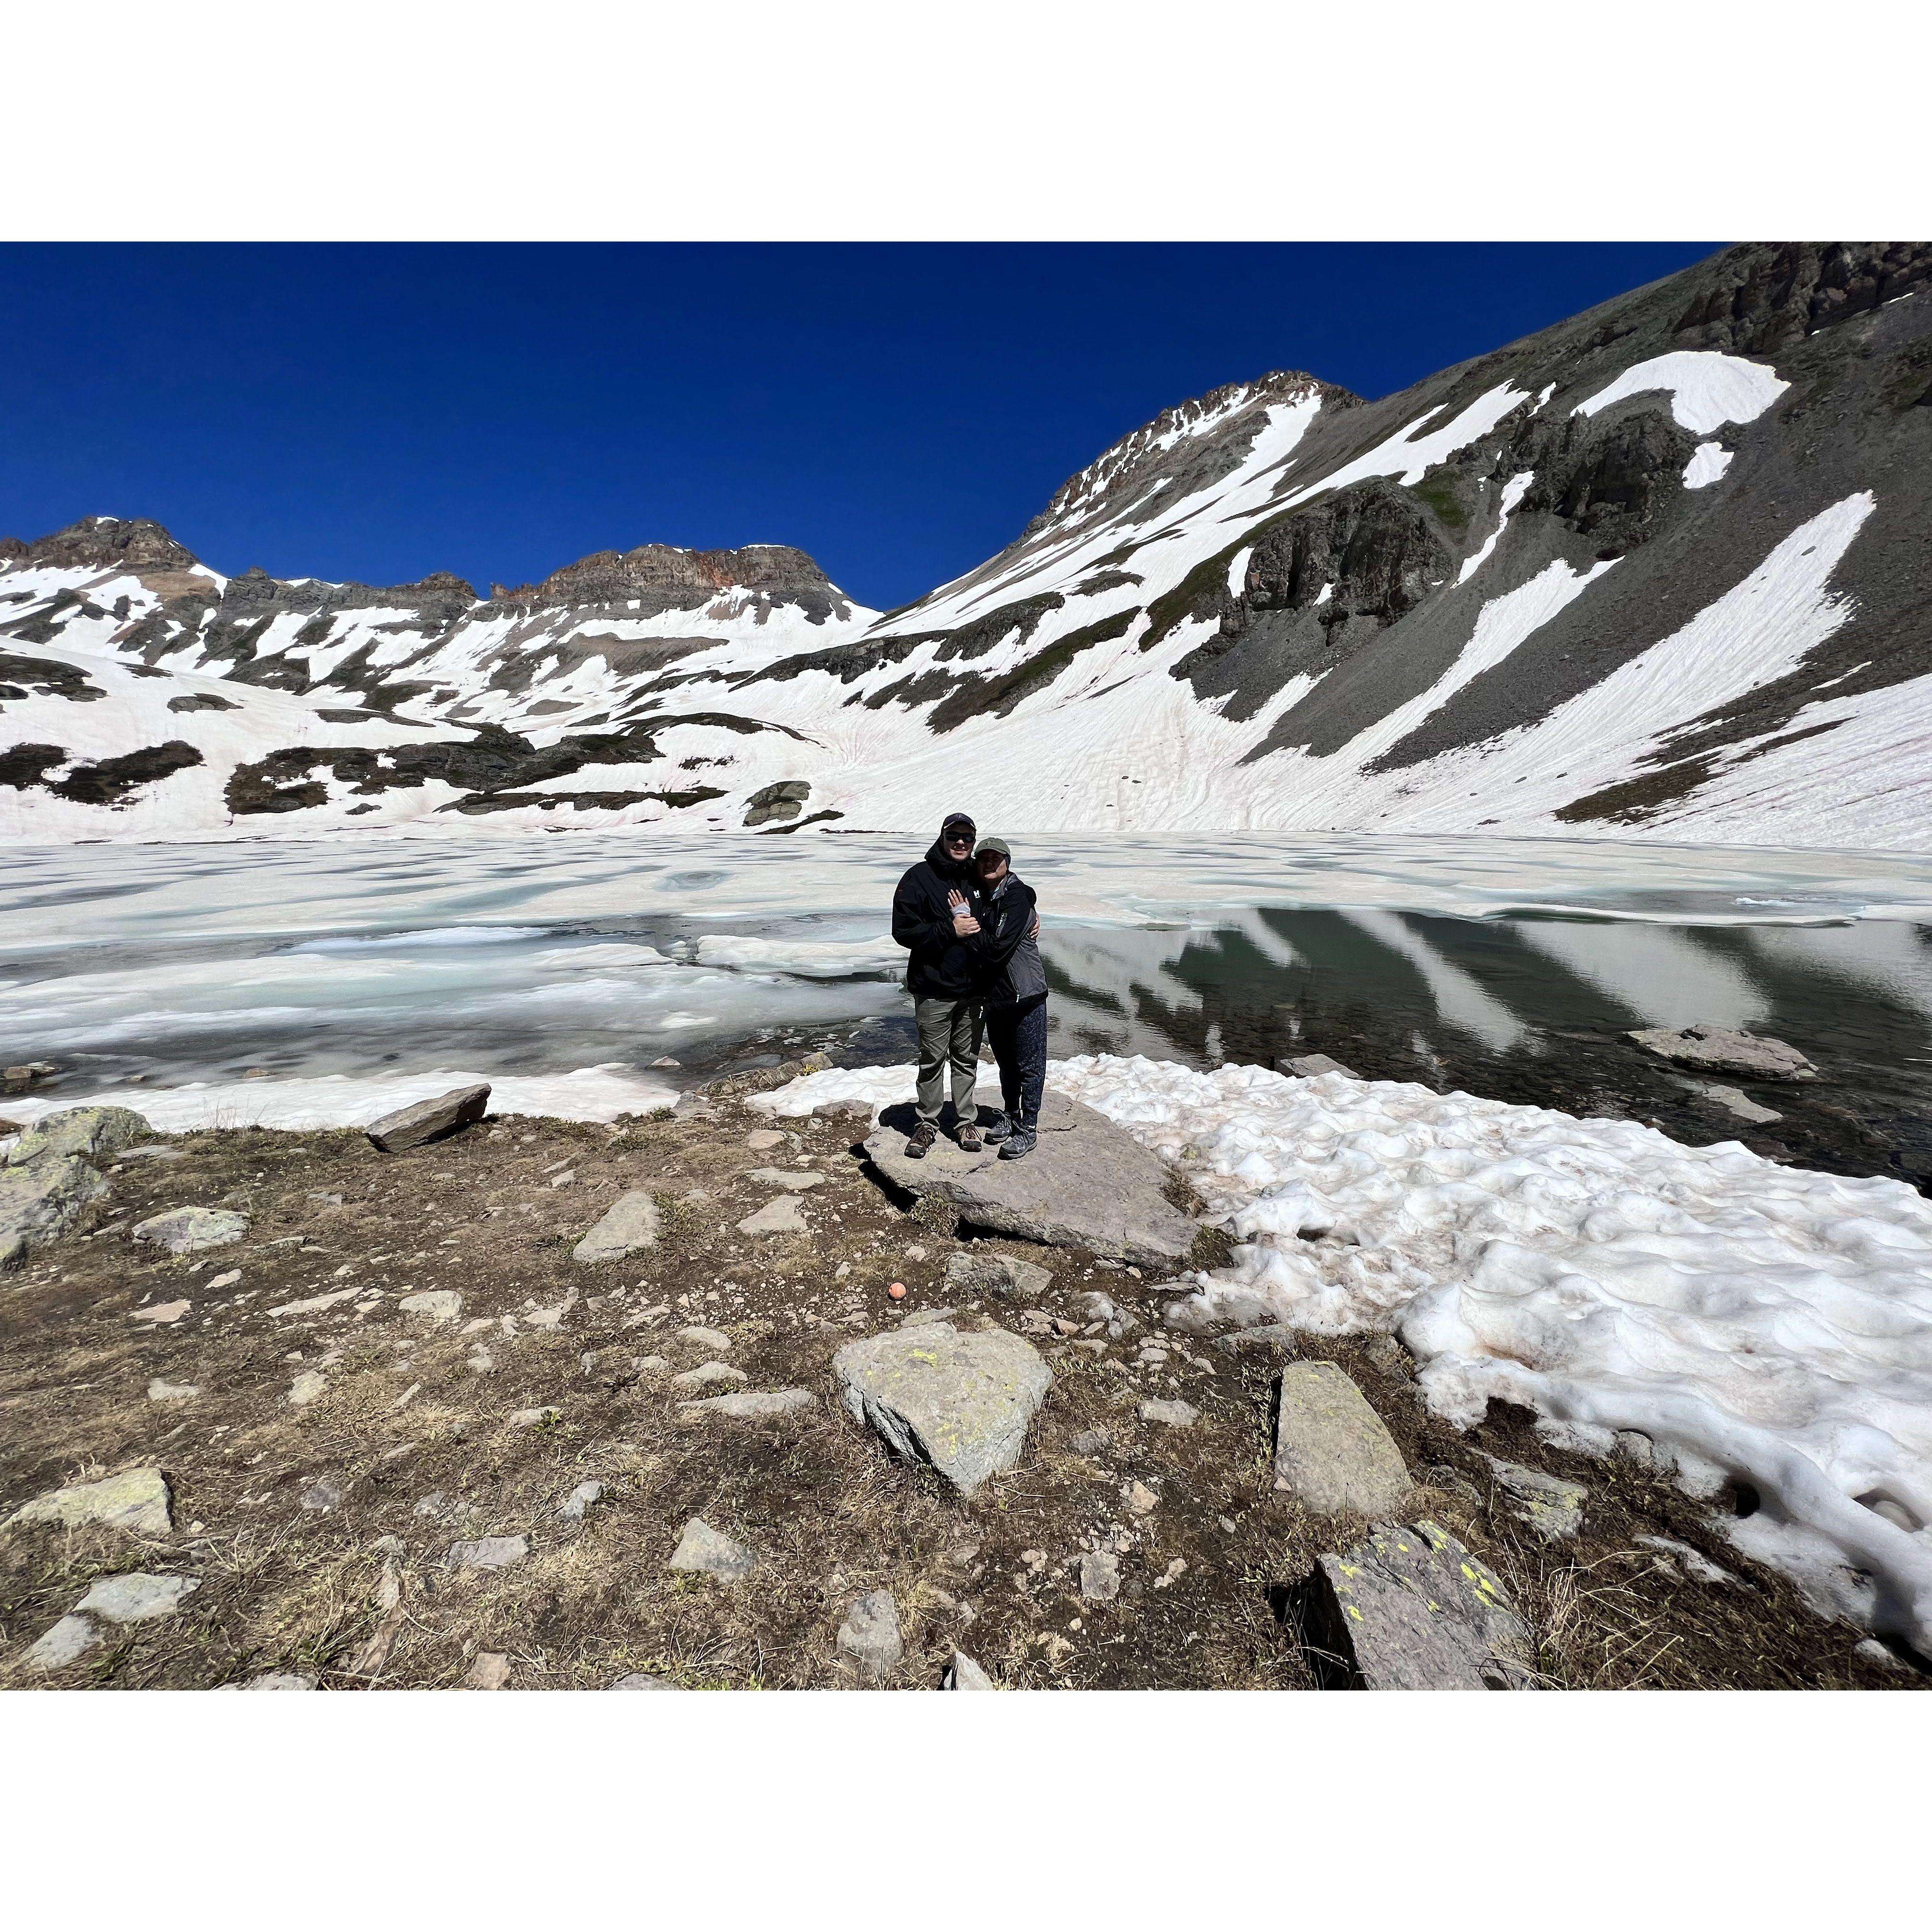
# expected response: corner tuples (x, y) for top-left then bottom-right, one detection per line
(948, 836), (1046, 1161)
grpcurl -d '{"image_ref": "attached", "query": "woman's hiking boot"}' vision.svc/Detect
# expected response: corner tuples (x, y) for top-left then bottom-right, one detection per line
(905, 1121), (938, 1159)
(980, 1112), (1013, 1143)
(997, 1127), (1037, 1161)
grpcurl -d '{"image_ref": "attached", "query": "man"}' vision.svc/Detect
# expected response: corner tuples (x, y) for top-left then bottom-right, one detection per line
(890, 811), (989, 1156)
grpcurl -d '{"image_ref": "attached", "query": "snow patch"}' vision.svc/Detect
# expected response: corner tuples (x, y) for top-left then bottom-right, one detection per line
(1573, 351), (1789, 435)
(1683, 441), (1734, 489)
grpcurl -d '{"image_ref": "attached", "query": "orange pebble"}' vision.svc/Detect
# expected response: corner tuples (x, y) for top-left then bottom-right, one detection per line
(887, 1282), (907, 1300)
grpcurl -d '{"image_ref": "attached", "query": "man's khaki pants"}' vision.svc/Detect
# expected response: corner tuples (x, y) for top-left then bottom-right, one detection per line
(914, 995), (984, 1127)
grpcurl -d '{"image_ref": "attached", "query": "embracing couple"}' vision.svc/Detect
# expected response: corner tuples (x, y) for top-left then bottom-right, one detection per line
(890, 809), (1047, 1162)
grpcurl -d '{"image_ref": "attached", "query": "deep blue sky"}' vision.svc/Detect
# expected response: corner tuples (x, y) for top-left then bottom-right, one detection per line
(0, 243), (1715, 611)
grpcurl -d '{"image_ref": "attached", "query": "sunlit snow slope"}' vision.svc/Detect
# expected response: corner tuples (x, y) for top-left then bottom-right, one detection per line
(6, 242), (1932, 846)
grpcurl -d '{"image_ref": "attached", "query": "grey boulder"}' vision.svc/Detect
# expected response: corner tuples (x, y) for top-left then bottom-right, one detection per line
(7, 1104), (151, 1169)
(837, 1589), (903, 1678)
(76, 1571), (199, 1622)
(669, 1517), (758, 1580)
(944, 1250), (1054, 1301)
(446, 1534), (530, 1572)
(573, 1189), (661, 1262)
(863, 1095), (1201, 1267)
(1628, 1024), (1816, 1080)
(736, 1195), (807, 1235)
(0, 1154), (108, 1267)
(1293, 1520), (1533, 1690)
(22, 1614), (104, 1673)
(365, 1083), (491, 1152)
(1272, 1361), (1412, 1517)
(834, 1322), (1051, 1495)
(678, 1388), (815, 1421)
(945, 1649), (995, 1690)
(131, 1206), (249, 1254)
(1484, 1459), (1587, 1541)
(6, 1466), (173, 1538)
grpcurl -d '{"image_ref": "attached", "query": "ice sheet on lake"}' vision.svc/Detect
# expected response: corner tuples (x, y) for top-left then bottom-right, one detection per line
(694, 934), (904, 977)
(764, 1052), (1932, 1651)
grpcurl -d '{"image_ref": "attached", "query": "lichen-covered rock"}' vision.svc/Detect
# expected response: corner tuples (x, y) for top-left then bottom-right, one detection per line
(7, 1104), (152, 1169)
(1293, 1519), (1533, 1690)
(0, 1154), (107, 1267)
(5, 1466), (173, 1538)
(1272, 1361), (1412, 1517)
(131, 1205), (249, 1254)
(834, 1322), (1051, 1495)
(1484, 1458), (1587, 1541)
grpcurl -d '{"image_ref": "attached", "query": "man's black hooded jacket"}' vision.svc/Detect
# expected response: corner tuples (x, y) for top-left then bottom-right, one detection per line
(891, 836), (981, 998)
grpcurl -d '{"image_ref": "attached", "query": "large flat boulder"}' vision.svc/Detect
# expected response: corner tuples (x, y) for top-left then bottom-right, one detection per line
(6, 1467), (173, 1538)
(1273, 1362), (1412, 1517)
(0, 1154), (107, 1267)
(834, 1322), (1051, 1495)
(1628, 1024), (1815, 1080)
(366, 1083), (491, 1152)
(863, 1095), (1201, 1267)
(1292, 1519), (1533, 1690)
(573, 1189), (661, 1261)
(7, 1104), (151, 1169)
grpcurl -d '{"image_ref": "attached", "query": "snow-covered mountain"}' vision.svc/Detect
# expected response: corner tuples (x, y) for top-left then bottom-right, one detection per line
(7, 241), (1932, 846)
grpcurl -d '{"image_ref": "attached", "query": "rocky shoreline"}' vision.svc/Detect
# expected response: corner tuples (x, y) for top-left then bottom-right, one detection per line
(0, 1066), (1923, 1690)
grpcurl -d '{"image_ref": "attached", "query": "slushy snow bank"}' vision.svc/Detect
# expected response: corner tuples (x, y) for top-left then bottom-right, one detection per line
(762, 1052), (1932, 1647)
(4, 1064), (678, 1134)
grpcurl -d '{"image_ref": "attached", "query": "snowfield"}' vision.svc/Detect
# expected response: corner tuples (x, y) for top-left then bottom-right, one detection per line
(757, 1053), (1932, 1653)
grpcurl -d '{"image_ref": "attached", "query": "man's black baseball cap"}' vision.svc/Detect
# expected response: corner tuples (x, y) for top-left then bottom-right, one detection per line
(941, 812), (976, 838)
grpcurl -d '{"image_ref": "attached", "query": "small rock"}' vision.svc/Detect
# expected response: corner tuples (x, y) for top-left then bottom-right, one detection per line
(1125, 1481), (1159, 1515)
(117, 1144), (185, 1163)
(1138, 1398), (1198, 1428)
(556, 1481), (603, 1521)
(669, 1517), (758, 1580)
(837, 1589), (903, 1677)
(677, 1325), (732, 1351)
(215, 1672), (315, 1691)
(5, 1466), (173, 1537)
(1272, 1361), (1412, 1517)
(508, 1405), (561, 1429)
(945, 1649), (995, 1690)
(268, 1286), (363, 1318)
(131, 1206), (249, 1254)
(205, 1268), (242, 1291)
(465, 1651), (513, 1690)
(1627, 1024), (1816, 1081)
(1071, 1427), (1112, 1456)
(1702, 1084), (1784, 1125)
(76, 1572), (199, 1622)
(398, 1290), (464, 1322)
(614, 1672), (687, 1690)
(131, 1300), (192, 1326)
(678, 1388), (816, 1421)
(745, 1129), (787, 1151)
(447, 1535), (530, 1572)
(1635, 1535), (1736, 1585)
(147, 1379), (201, 1403)
(301, 1474), (347, 1512)
(365, 1083), (491, 1152)
(1276, 1054), (1359, 1080)
(288, 1370), (328, 1407)
(737, 1195), (807, 1235)
(747, 1167), (827, 1189)
(671, 1362), (748, 1391)
(1363, 1333), (1411, 1378)
(371, 1534), (406, 1554)
(1484, 1459), (1587, 1541)
(1080, 1550), (1121, 1601)
(1853, 1638), (1916, 1676)
(573, 1189), (661, 1262)
(1154, 1558), (1187, 1589)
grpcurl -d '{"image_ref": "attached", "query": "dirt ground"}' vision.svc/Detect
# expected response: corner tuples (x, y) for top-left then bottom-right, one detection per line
(0, 1082), (1921, 1691)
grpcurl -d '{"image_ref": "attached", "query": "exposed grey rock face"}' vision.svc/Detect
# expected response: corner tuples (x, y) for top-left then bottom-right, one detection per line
(834, 1322), (1052, 1495)
(945, 1649), (995, 1690)
(0, 1153), (108, 1266)
(1272, 1361), (1412, 1517)
(669, 1517), (758, 1580)
(131, 1205), (248, 1254)
(76, 1572), (198, 1622)
(6, 1104), (151, 1168)
(836, 1589), (903, 1677)
(6, 1466), (173, 1537)
(864, 1097), (1200, 1267)
(573, 1189), (661, 1261)
(1484, 1459), (1587, 1541)
(1628, 1025), (1817, 1080)
(365, 1083), (491, 1151)
(447, 1534), (530, 1571)
(1293, 1520), (1534, 1690)
(736, 1195), (807, 1235)
(944, 1250), (1054, 1300)
(1276, 1055), (1360, 1080)
(678, 1388), (815, 1421)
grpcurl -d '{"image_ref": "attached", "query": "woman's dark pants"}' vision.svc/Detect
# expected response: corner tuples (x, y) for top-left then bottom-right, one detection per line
(985, 994), (1047, 1129)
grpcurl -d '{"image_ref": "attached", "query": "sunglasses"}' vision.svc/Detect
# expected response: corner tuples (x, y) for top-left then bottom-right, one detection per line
(944, 828), (975, 842)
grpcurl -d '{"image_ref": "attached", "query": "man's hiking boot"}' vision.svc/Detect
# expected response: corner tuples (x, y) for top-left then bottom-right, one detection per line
(980, 1112), (1013, 1143)
(997, 1127), (1037, 1161)
(957, 1122), (984, 1152)
(905, 1121), (938, 1159)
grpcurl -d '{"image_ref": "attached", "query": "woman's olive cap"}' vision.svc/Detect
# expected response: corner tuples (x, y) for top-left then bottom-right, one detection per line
(975, 836), (1011, 862)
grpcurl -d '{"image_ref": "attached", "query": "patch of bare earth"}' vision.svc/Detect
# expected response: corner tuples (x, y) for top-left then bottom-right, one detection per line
(0, 1090), (1918, 1690)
